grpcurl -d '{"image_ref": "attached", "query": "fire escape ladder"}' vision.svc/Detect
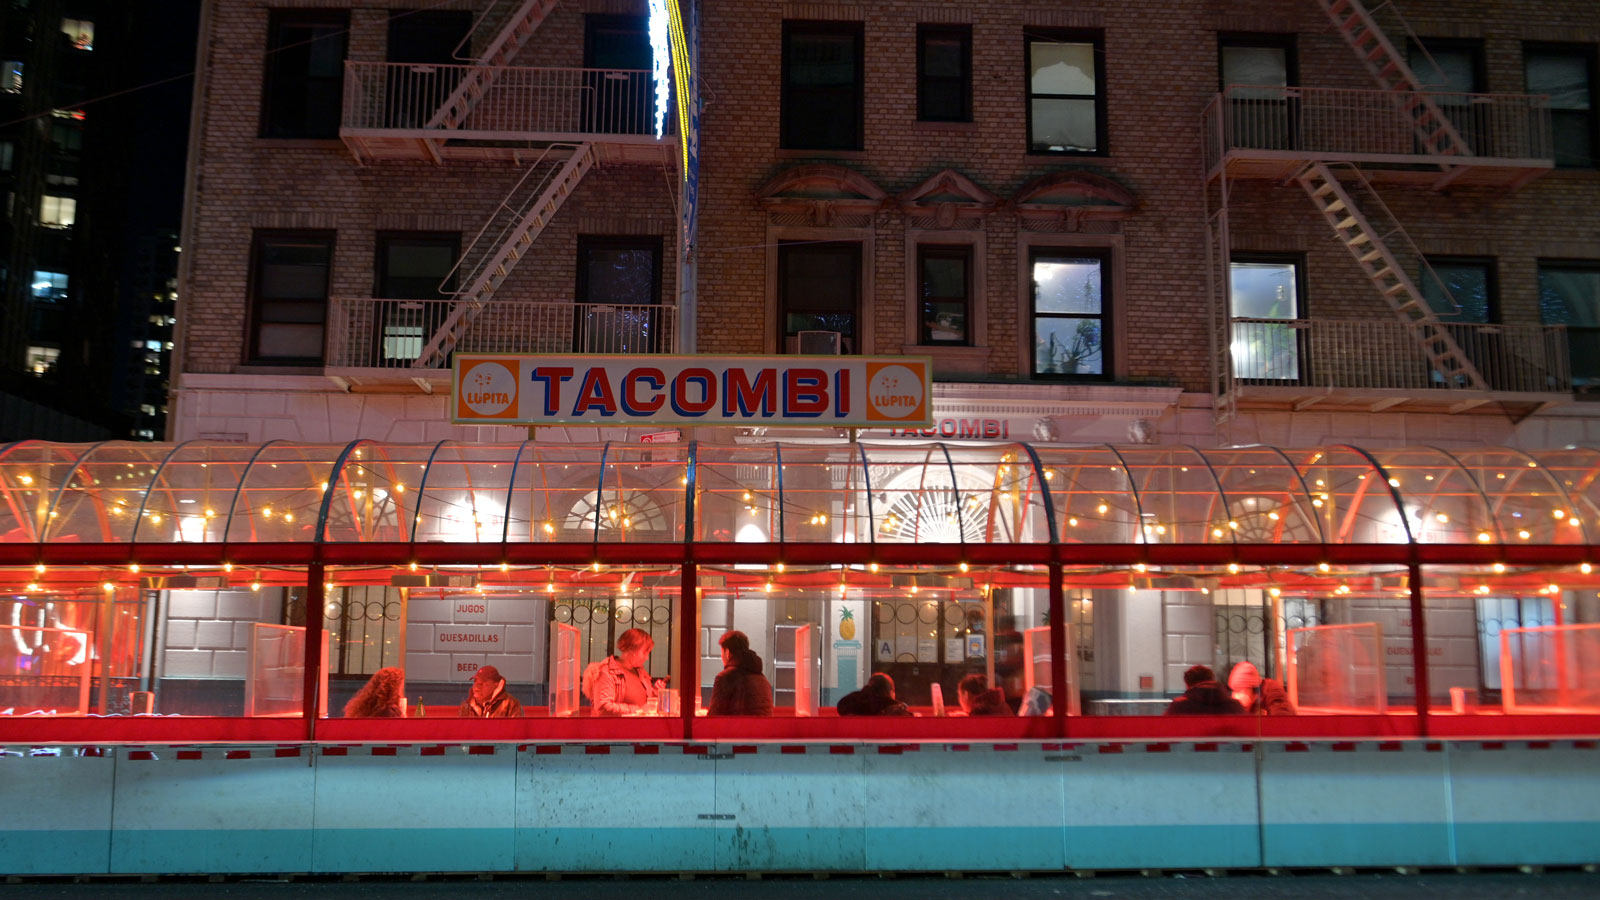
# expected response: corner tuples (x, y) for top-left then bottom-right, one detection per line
(1317, 0), (1474, 173)
(1295, 162), (1488, 393)
(412, 142), (596, 369)
(424, 0), (561, 134)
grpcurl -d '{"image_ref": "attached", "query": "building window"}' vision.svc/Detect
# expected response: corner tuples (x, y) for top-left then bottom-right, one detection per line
(780, 241), (860, 353)
(918, 25), (971, 122)
(372, 233), (457, 366)
(919, 245), (970, 344)
(0, 141), (13, 171)
(51, 122), (83, 153)
(1408, 39), (1486, 154)
(248, 231), (334, 364)
(39, 195), (75, 228)
(1031, 249), (1107, 377)
(1219, 34), (1296, 150)
(782, 21), (863, 151)
(61, 18), (93, 50)
(25, 346), (59, 376)
(1421, 257), (1494, 324)
(261, 10), (349, 139)
(2, 61), (21, 93)
(31, 270), (68, 301)
(1526, 44), (1597, 168)
(1539, 261), (1600, 388)
(576, 236), (664, 354)
(1026, 29), (1104, 154)
(1229, 257), (1302, 382)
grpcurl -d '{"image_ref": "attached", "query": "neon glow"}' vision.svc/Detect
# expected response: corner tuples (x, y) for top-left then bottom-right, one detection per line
(648, 0), (671, 139)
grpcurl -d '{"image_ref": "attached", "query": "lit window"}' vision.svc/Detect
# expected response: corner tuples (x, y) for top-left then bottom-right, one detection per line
(26, 346), (59, 376)
(39, 195), (76, 228)
(61, 19), (94, 51)
(31, 271), (68, 301)
(139, 404), (157, 416)
(0, 141), (13, 171)
(145, 340), (161, 351)
(1026, 30), (1105, 154)
(2, 61), (21, 93)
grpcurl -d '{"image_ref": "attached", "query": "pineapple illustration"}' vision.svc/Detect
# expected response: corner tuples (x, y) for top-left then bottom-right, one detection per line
(839, 608), (856, 641)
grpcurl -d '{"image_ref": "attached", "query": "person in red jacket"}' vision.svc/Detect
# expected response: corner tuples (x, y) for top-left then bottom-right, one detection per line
(709, 631), (774, 716)
(457, 665), (523, 718)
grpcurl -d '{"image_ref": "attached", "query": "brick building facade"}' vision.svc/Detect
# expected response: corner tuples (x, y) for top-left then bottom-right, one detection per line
(172, 0), (1600, 449)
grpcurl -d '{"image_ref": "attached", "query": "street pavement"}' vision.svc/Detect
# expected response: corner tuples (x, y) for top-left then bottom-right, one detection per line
(3, 871), (1598, 900)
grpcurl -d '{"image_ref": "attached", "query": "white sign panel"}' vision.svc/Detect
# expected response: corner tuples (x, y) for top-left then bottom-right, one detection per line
(453, 354), (932, 427)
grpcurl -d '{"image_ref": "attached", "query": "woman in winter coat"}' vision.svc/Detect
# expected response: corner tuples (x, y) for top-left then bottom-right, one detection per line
(586, 628), (661, 716)
(1228, 661), (1295, 715)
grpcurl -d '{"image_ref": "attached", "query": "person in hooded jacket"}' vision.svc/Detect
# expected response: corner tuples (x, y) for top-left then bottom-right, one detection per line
(1164, 664), (1247, 715)
(709, 631), (774, 716)
(956, 673), (1012, 716)
(836, 672), (912, 716)
(1227, 660), (1295, 715)
(457, 665), (524, 718)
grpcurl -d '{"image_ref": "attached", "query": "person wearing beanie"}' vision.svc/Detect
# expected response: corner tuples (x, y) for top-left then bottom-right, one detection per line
(1164, 664), (1247, 715)
(458, 665), (524, 718)
(1227, 661), (1295, 715)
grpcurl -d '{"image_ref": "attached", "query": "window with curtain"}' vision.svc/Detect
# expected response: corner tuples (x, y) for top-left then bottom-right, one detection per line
(1026, 29), (1104, 154)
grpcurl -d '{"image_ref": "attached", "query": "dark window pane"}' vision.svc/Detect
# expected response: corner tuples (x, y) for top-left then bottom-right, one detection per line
(585, 248), (657, 304)
(1527, 48), (1595, 167)
(1541, 264), (1600, 387)
(1222, 46), (1287, 93)
(783, 23), (862, 150)
(924, 37), (964, 77)
(780, 242), (859, 349)
(1423, 261), (1492, 323)
(252, 233), (332, 363)
(262, 12), (349, 138)
(920, 248), (969, 344)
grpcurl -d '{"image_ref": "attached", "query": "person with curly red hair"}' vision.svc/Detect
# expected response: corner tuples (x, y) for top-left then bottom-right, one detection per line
(344, 666), (405, 717)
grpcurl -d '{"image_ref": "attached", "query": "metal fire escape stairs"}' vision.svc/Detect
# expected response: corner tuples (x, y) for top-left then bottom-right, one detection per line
(410, 142), (596, 379)
(1296, 161), (1489, 402)
(1316, 0), (1475, 186)
(413, 0), (562, 163)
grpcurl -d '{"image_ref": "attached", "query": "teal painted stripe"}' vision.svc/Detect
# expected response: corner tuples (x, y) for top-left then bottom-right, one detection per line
(715, 825), (863, 871)
(1263, 823), (1452, 867)
(516, 827), (713, 871)
(0, 830), (109, 875)
(112, 828), (311, 874)
(1455, 822), (1600, 866)
(866, 826), (1063, 870)
(1063, 825), (1261, 870)
(311, 828), (512, 873)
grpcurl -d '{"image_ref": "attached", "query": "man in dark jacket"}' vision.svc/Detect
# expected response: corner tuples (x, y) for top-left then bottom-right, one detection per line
(957, 673), (1012, 716)
(709, 631), (774, 715)
(1164, 664), (1246, 715)
(836, 672), (912, 716)
(458, 665), (524, 718)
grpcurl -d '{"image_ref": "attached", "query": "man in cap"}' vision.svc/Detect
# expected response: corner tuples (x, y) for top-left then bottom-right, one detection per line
(458, 665), (524, 718)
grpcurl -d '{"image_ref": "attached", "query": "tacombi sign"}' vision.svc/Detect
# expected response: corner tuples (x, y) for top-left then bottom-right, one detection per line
(453, 354), (933, 427)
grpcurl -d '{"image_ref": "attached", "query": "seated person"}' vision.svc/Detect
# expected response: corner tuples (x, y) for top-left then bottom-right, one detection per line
(1164, 664), (1246, 716)
(458, 665), (523, 718)
(836, 672), (912, 716)
(344, 666), (404, 718)
(956, 673), (1012, 716)
(710, 630), (774, 716)
(584, 627), (661, 716)
(1227, 661), (1294, 715)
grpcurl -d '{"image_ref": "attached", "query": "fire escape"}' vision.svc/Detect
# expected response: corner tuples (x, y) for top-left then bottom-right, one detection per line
(1204, 0), (1565, 425)
(329, 0), (677, 390)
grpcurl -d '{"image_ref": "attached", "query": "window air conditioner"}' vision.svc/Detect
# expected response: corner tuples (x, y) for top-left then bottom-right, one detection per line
(796, 330), (843, 355)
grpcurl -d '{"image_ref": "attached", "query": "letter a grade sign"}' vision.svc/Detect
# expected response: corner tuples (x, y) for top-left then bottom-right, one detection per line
(453, 354), (933, 428)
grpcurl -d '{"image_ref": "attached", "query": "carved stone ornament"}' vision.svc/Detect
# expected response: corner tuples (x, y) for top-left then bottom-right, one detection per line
(1127, 418), (1154, 444)
(757, 164), (887, 224)
(1012, 171), (1137, 232)
(897, 168), (999, 230)
(1032, 417), (1061, 443)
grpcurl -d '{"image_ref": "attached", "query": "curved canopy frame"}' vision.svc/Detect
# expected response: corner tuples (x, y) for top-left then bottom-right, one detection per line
(0, 441), (1595, 565)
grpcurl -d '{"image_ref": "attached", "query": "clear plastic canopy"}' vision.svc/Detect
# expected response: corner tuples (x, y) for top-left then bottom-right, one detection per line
(0, 440), (1593, 547)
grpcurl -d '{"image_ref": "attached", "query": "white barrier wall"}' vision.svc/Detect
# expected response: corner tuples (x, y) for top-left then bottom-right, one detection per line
(1, 741), (1595, 875)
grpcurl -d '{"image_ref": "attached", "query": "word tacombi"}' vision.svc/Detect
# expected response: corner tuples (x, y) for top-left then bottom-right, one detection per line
(454, 355), (931, 427)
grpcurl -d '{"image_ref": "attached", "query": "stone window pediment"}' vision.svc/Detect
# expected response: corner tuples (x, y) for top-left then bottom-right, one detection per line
(1013, 171), (1137, 232)
(758, 164), (886, 227)
(898, 168), (999, 229)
